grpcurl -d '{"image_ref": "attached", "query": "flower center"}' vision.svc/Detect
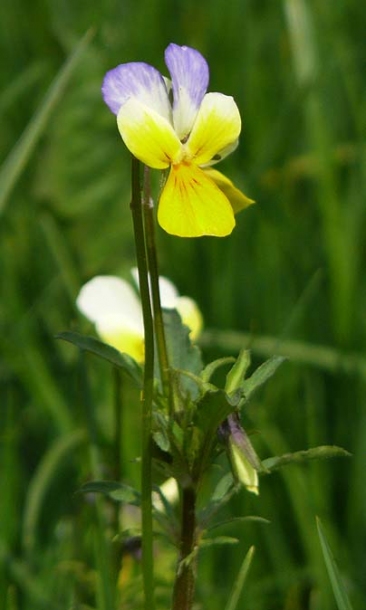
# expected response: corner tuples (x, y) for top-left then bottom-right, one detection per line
(172, 142), (194, 167)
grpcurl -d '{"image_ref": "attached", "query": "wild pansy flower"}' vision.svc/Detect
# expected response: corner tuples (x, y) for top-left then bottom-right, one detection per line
(76, 271), (203, 363)
(102, 43), (253, 237)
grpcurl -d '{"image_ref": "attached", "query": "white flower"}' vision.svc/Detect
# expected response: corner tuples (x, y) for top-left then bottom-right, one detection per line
(76, 271), (203, 362)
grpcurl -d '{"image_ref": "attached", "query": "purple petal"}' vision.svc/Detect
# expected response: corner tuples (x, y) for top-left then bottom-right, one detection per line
(164, 44), (209, 140)
(102, 62), (171, 118)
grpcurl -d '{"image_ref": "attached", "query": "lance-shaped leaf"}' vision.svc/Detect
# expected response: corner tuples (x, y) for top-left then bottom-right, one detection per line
(262, 445), (351, 472)
(57, 331), (142, 386)
(201, 356), (235, 384)
(241, 355), (285, 402)
(199, 473), (237, 527)
(79, 481), (141, 505)
(199, 536), (239, 549)
(199, 470), (269, 529)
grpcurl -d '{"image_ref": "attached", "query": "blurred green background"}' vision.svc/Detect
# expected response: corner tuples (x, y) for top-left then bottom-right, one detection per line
(1, 0), (366, 608)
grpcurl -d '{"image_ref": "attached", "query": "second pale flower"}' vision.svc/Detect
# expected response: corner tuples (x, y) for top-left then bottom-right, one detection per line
(76, 272), (203, 363)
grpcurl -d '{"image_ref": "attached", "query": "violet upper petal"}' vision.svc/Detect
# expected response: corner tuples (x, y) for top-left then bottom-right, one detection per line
(102, 61), (171, 119)
(164, 43), (209, 141)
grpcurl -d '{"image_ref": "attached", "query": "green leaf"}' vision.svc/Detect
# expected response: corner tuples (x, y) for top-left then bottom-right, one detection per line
(224, 546), (255, 610)
(57, 331), (142, 386)
(207, 516), (270, 532)
(262, 445), (351, 472)
(201, 357), (235, 383)
(152, 409), (172, 453)
(241, 355), (285, 401)
(200, 536), (239, 548)
(225, 349), (251, 393)
(153, 430), (171, 453)
(163, 309), (203, 397)
(199, 473), (237, 527)
(79, 481), (141, 505)
(316, 518), (354, 610)
(211, 472), (236, 503)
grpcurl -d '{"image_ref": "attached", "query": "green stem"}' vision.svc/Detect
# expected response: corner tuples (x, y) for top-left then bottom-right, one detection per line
(172, 486), (197, 610)
(142, 166), (174, 414)
(130, 157), (155, 610)
(141, 166), (196, 609)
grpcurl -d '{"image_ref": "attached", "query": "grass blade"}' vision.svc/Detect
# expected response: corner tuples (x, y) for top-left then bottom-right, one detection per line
(0, 28), (94, 214)
(22, 430), (87, 556)
(316, 517), (354, 610)
(224, 546), (255, 610)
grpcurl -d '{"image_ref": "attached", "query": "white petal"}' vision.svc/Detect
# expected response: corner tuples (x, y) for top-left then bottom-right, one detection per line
(158, 276), (180, 307)
(76, 276), (143, 334)
(165, 43), (209, 140)
(131, 268), (180, 308)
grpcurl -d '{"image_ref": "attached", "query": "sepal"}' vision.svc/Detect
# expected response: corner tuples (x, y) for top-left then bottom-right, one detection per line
(219, 413), (263, 495)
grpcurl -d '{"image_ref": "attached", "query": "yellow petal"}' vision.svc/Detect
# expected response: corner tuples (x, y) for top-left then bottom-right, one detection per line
(117, 98), (182, 169)
(152, 477), (179, 512)
(186, 92), (241, 166)
(175, 296), (203, 340)
(98, 326), (145, 363)
(157, 163), (235, 237)
(203, 168), (255, 214)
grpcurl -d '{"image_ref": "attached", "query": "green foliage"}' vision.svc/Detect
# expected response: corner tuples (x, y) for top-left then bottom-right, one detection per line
(0, 29), (94, 214)
(316, 518), (354, 610)
(263, 445), (351, 472)
(57, 330), (143, 386)
(162, 308), (203, 398)
(240, 355), (286, 402)
(79, 481), (141, 505)
(224, 546), (255, 610)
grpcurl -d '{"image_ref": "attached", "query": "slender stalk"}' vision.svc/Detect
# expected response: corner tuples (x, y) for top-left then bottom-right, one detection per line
(172, 486), (197, 610)
(130, 157), (155, 610)
(142, 166), (174, 413)
(141, 166), (197, 609)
